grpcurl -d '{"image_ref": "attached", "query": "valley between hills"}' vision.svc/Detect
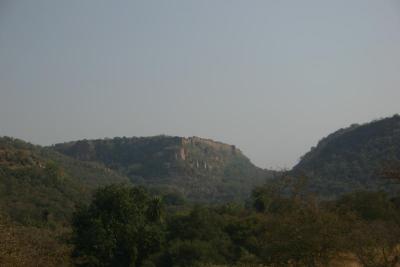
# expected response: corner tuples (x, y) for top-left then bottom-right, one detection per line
(1, 115), (400, 266)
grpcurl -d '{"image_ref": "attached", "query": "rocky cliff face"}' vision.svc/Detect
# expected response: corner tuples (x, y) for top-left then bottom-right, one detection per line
(53, 136), (247, 176)
(178, 137), (242, 171)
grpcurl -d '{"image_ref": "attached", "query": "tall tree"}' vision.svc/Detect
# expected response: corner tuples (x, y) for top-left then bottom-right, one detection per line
(71, 185), (164, 267)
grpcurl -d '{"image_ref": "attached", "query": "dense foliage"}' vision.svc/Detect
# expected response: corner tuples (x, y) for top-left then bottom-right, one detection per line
(293, 115), (400, 198)
(72, 185), (164, 267)
(71, 183), (400, 267)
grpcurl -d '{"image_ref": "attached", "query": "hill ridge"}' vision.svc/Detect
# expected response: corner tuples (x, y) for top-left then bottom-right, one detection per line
(52, 135), (271, 202)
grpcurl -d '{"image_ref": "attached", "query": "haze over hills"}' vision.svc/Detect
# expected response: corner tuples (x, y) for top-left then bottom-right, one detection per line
(3, 115), (400, 265)
(293, 114), (400, 198)
(52, 136), (273, 203)
(3, 114), (400, 227)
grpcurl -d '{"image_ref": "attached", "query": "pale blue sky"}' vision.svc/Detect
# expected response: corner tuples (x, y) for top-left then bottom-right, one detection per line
(1, 0), (400, 168)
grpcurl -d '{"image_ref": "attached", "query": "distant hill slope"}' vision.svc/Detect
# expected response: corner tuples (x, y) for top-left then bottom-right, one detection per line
(0, 137), (130, 226)
(53, 136), (273, 202)
(293, 115), (400, 198)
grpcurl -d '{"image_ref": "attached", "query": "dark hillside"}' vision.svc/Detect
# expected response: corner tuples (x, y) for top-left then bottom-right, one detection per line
(293, 115), (400, 197)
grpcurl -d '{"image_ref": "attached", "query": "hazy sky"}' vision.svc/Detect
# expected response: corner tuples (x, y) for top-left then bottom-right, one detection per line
(1, 1), (400, 169)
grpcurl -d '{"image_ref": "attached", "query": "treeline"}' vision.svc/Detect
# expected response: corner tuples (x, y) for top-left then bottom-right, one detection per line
(70, 179), (400, 267)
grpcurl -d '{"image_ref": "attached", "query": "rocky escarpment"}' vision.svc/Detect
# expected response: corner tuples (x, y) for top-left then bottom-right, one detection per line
(52, 136), (273, 202)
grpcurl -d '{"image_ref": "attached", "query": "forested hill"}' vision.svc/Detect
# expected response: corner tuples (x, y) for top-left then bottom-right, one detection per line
(0, 137), (129, 226)
(293, 115), (400, 198)
(52, 136), (273, 202)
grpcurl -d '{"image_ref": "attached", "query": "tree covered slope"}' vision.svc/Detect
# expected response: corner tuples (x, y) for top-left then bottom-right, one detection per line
(0, 137), (130, 226)
(293, 115), (400, 197)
